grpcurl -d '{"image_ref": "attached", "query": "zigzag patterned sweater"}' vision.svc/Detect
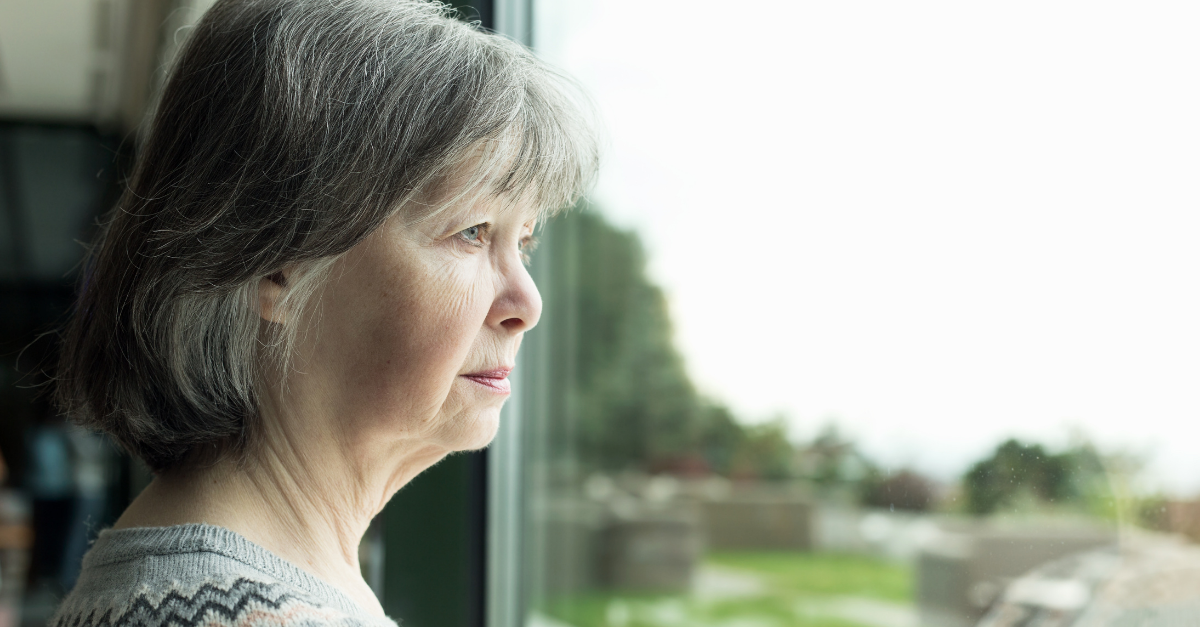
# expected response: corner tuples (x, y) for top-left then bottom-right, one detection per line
(51, 524), (399, 627)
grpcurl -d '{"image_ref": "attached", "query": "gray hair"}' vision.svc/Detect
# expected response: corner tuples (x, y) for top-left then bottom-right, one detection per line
(54, 0), (598, 473)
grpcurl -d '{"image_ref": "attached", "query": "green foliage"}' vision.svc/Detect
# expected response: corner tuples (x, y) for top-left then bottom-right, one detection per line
(696, 403), (744, 475)
(540, 209), (699, 470)
(962, 438), (1107, 515)
(706, 552), (912, 603)
(728, 419), (796, 481)
(541, 552), (912, 627)
(543, 594), (870, 627)
(1135, 494), (1171, 531)
(794, 425), (880, 503)
(538, 209), (795, 478)
(859, 469), (936, 512)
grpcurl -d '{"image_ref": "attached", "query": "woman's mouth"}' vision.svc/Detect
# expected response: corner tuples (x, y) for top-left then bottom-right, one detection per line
(460, 367), (512, 394)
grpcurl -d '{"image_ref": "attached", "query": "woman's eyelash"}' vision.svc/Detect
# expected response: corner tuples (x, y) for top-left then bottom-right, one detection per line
(455, 224), (537, 265)
(519, 234), (540, 266)
(457, 223), (490, 246)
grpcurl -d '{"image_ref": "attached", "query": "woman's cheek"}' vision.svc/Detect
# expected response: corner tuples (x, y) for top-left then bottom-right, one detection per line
(399, 275), (488, 389)
(343, 243), (492, 422)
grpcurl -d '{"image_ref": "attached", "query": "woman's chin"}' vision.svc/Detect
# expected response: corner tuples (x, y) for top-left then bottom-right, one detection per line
(448, 406), (503, 452)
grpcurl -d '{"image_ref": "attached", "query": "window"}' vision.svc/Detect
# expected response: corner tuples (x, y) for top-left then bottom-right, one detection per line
(512, 2), (1200, 626)
(2, 2), (1198, 627)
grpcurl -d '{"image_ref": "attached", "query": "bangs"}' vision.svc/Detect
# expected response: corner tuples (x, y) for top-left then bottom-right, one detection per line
(494, 68), (600, 220)
(404, 47), (600, 225)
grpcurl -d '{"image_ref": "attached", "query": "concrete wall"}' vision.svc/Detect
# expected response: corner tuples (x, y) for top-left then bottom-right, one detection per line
(532, 497), (703, 594)
(702, 494), (814, 551)
(531, 497), (607, 596)
(601, 512), (701, 592)
(917, 525), (1116, 627)
(532, 482), (814, 595)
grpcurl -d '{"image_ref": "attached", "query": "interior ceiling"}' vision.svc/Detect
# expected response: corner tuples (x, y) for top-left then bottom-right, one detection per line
(0, 0), (194, 132)
(0, 0), (113, 123)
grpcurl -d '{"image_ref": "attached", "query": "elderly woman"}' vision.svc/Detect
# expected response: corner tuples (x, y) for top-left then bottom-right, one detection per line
(50, 0), (596, 624)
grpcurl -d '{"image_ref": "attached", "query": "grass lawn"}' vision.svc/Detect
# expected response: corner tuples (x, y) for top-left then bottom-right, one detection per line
(539, 551), (914, 627)
(706, 551), (912, 603)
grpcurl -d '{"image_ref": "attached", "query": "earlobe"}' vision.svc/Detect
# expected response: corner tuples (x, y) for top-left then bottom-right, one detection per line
(257, 272), (288, 324)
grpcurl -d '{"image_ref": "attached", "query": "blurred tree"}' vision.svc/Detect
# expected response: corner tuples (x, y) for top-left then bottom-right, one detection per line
(861, 469), (936, 512)
(1136, 494), (1171, 532)
(728, 419), (795, 481)
(538, 208), (796, 479)
(695, 403), (740, 474)
(795, 424), (873, 491)
(962, 438), (1107, 515)
(540, 209), (700, 471)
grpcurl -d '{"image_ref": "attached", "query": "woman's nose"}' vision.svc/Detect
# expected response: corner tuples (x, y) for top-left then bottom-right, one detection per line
(489, 254), (542, 334)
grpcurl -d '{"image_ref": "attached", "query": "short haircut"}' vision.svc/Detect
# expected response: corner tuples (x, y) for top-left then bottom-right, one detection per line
(54, 0), (598, 473)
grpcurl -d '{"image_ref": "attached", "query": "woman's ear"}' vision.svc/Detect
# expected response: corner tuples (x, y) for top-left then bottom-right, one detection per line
(257, 271), (289, 324)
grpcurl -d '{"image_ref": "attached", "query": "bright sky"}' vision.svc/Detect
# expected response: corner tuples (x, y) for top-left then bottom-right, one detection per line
(533, 0), (1200, 494)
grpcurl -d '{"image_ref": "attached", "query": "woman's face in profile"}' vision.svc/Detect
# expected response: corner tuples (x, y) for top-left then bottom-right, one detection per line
(279, 192), (542, 453)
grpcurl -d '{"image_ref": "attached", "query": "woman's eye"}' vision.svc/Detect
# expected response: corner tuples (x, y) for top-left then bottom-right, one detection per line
(458, 224), (488, 245)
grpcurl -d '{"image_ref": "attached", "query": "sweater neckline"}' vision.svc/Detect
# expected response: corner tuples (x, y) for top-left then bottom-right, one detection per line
(85, 522), (392, 624)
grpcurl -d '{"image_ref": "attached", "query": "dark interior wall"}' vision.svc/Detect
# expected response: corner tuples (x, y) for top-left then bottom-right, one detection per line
(0, 284), (75, 488)
(382, 452), (487, 627)
(0, 122), (126, 491)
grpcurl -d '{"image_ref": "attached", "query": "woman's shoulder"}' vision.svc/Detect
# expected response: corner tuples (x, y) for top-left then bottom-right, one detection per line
(51, 524), (398, 627)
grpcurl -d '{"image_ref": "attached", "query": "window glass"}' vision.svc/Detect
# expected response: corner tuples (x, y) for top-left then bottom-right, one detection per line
(520, 2), (1200, 626)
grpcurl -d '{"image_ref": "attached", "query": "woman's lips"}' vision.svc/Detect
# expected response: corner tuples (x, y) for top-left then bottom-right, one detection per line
(460, 368), (512, 394)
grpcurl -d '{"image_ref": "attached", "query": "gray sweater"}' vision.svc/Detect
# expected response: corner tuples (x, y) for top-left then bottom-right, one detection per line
(52, 524), (399, 627)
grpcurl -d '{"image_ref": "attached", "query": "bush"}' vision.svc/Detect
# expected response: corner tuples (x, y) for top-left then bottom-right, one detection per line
(861, 469), (935, 512)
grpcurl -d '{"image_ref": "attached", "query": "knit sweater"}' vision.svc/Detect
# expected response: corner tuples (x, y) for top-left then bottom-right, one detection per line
(51, 524), (399, 627)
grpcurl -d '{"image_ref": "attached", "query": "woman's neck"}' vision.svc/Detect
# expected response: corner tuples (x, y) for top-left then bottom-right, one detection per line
(114, 437), (450, 618)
